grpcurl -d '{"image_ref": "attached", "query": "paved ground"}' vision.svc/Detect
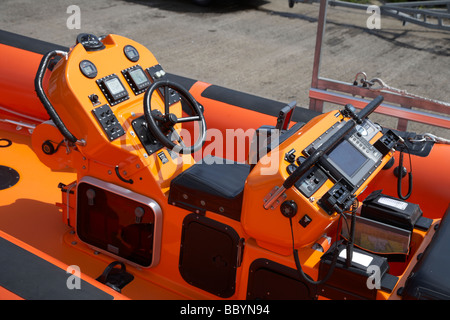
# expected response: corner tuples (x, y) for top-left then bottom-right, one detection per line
(1, 0), (449, 137)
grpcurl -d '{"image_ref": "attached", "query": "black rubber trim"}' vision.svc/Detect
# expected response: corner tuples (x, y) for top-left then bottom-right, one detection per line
(201, 85), (320, 123)
(0, 138), (12, 148)
(0, 237), (113, 300)
(166, 73), (198, 92)
(0, 29), (68, 54)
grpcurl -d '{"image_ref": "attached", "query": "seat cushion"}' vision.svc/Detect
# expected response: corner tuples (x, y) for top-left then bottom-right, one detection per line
(403, 205), (450, 299)
(168, 156), (250, 221)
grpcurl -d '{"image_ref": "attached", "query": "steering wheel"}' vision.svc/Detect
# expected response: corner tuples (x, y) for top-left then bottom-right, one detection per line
(143, 80), (206, 155)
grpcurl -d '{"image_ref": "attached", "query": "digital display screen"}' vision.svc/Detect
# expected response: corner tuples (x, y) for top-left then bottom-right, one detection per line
(129, 68), (148, 86)
(105, 77), (125, 96)
(328, 140), (367, 177)
(97, 74), (129, 105)
(84, 64), (95, 74)
(127, 48), (138, 59)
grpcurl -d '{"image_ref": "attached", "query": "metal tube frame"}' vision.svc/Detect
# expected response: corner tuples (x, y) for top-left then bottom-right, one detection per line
(308, 0), (450, 131)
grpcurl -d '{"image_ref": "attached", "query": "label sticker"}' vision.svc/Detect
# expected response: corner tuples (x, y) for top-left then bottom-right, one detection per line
(339, 249), (374, 268)
(157, 151), (168, 164)
(377, 197), (408, 211)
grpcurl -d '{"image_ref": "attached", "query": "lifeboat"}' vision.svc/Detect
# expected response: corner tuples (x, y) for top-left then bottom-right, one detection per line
(0, 27), (449, 304)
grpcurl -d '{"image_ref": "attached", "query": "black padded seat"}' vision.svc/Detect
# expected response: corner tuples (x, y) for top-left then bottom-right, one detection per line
(402, 205), (450, 299)
(168, 155), (250, 221)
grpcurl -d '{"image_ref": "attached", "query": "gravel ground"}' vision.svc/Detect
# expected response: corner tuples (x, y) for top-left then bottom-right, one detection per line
(0, 0), (448, 137)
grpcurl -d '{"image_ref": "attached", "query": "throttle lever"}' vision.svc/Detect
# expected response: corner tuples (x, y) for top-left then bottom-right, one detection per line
(357, 95), (384, 122)
(343, 95), (384, 125)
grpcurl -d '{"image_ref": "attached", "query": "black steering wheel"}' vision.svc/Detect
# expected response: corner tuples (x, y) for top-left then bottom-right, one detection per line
(143, 80), (206, 155)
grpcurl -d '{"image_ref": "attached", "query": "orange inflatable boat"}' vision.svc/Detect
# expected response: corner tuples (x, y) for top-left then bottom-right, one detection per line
(0, 29), (449, 304)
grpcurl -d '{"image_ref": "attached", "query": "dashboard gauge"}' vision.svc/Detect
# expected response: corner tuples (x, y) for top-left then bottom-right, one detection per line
(124, 45), (139, 62)
(79, 60), (97, 78)
(96, 74), (129, 106)
(122, 65), (150, 95)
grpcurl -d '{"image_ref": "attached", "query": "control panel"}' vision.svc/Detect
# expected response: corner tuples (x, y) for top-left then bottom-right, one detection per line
(315, 120), (383, 190)
(91, 104), (125, 141)
(242, 107), (396, 253)
(40, 33), (191, 194)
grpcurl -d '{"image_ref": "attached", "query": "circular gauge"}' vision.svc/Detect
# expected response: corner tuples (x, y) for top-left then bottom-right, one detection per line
(79, 60), (98, 79)
(124, 45), (140, 62)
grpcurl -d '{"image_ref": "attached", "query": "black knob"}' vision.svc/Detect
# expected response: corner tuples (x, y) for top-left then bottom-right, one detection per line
(286, 152), (296, 163)
(286, 164), (297, 175)
(42, 140), (56, 155)
(280, 200), (298, 218)
(89, 94), (99, 104)
(296, 156), (306, 166)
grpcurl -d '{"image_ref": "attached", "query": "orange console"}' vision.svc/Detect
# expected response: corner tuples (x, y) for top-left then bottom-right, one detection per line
(241, 99), (396, 255)
(31, 34), (206, 269)
(32, 33), (201, 194)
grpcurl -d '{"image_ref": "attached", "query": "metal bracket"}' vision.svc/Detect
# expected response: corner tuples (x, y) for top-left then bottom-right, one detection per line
(263, 186), (287, 210)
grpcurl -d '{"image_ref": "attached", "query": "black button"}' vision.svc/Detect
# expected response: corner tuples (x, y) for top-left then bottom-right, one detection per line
(299, 214), (312, 228)
(286, 164), (297, 175)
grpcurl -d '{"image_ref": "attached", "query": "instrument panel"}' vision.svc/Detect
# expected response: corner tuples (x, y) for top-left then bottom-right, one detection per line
(44, 33), (190, 192)
(64, 34), (181, 150)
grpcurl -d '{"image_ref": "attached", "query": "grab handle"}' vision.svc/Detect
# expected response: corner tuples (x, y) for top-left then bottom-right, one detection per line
(357, 95), (384, 122)
(34, 50), (85, 145)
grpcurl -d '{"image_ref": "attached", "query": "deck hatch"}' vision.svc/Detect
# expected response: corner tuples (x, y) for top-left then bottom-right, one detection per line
(0, 165), (20, 190)
(76, 176), (162, 268)
(179, 214), (242, 298)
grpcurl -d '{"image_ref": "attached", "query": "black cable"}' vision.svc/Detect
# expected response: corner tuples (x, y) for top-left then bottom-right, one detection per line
(115, 165), (133, 184)
(51, 139), (65, 153)
(345, 199), (358, 268)
(290, 198), (359, 292)
(290, 217), (340, 287)
(340, 199), (359, 237)
(397, 141), (413, 200)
